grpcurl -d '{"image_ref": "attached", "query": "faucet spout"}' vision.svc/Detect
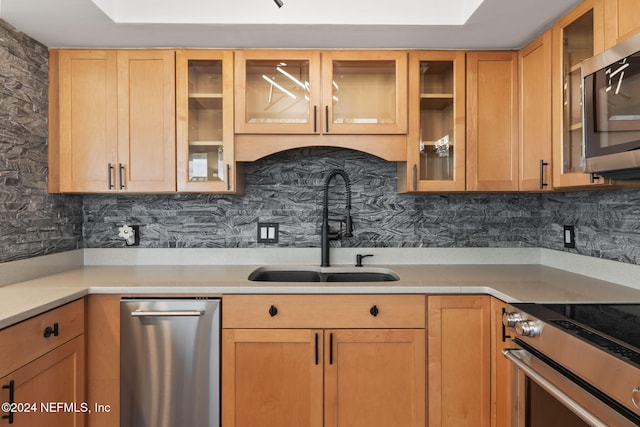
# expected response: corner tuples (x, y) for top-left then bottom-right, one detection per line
(321, 169), (353, 267)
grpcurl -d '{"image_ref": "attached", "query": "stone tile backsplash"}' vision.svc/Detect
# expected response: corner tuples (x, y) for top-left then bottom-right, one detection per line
(83, 147), (542, 250)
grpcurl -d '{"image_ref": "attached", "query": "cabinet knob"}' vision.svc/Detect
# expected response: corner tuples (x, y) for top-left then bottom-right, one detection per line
(43, 322), (59, 338)
(370, 305), (379, 317)
(268, 305), (278, 317)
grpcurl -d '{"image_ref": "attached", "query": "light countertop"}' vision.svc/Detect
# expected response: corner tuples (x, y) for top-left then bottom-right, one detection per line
(3, 262), (640, 330)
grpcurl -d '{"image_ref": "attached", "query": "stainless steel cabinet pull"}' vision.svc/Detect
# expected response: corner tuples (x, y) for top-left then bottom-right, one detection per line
(226, 164), (231, 191)
(413, 164), (417, 191)
(314, 333), (319, 365)
(131, 310), (204, 317)
(118, 163), (125, 190)
(313, 105), (318, 133)
(503, 349), (608, 427)
(539, 160), (549, 189)
(107, 163), (114, 189)
(2, 380), (14, 424)
(325, 105), (329, 133)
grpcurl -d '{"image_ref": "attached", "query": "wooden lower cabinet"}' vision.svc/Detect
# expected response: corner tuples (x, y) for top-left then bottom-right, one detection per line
(222, 327), (425, 427)
(222, 329), (324, 427)
(0, 335), (85, 427)
(222, 294), (426, 427)
(490, 297), (513, 427)
(427, 295), (491, 427)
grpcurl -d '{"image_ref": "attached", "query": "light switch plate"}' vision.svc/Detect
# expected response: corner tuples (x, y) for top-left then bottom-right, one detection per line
(563, 225), (576, 248)
(257, 222), (279, 244)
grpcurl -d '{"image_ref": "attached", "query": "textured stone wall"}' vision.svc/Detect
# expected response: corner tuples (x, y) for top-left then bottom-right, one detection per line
(540, 188), (640, 265)
(0, 20), (82, 263)
(3, 17), (639, 267)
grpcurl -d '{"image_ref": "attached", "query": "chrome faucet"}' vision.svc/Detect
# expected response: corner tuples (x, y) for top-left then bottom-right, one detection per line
(321, 169), (353, 267)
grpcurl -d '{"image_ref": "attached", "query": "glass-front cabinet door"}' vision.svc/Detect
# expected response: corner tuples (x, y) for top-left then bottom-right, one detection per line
(552, 1), (607, 187)
(176, 50), (236, 192)
(321, 51), (407, 134)
(235, 50), (321, 134)
(406, 51), (465, 192)
(234, 50), (407, 135)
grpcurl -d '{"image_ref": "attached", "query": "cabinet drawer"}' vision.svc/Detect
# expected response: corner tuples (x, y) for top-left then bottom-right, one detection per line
(0, 299), (85, 378)
(223, 294), (425, 329)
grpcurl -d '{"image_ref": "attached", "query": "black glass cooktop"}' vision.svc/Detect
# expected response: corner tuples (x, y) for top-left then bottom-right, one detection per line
(540, 304), (640, 352)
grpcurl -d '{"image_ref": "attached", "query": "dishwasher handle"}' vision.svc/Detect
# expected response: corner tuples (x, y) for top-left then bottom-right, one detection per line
(131, 310), (204, 317)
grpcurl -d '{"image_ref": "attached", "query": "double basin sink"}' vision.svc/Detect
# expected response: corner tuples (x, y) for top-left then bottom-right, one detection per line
(248, 266), (399, 282)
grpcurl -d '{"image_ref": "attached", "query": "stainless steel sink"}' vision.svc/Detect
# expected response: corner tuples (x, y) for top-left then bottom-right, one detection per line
(248, 266), (399, 282)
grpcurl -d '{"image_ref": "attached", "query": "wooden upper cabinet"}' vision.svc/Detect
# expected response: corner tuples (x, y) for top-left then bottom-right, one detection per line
(552, 1), (610, 188)
(519, 30), (553, 191)
(466, 51), (519, 191)
(234, 50), (322, 135)
(602, 0), (640, 49)
(49, 49), (176, 193)
(321, 50), (407, 135)
(234, 50), (408, 162)
(49, 50), (118, 193)
(176, 50), (238, 192)
(117, 50), (176, 192)
(402, 51), (466, 192)
(235, 50), (407, 136)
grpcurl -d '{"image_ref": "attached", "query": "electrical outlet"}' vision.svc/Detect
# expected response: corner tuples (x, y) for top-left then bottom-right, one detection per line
(257, 222), (279, 244)
(563, 225), (575, 248)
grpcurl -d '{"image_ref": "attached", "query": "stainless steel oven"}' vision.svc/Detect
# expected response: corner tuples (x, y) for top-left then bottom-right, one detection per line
(502, 303), (640, 426)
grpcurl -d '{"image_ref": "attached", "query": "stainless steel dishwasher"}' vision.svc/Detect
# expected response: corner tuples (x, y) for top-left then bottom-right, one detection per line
(120, 298), (221, 427)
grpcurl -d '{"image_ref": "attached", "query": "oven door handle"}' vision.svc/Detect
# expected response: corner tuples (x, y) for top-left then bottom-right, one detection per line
(503, 349), (608, 427)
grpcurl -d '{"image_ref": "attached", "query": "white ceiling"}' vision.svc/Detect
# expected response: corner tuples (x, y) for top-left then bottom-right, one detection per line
(0, 0), (582, 49)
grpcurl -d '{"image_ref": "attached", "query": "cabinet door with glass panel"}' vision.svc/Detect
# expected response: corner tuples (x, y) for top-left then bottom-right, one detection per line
(235, 50), (321, 134)
(406, 51), (465, 192)
(176, 50), (237, 192)
(552, 1), (608, 187)
(321, 50), (407, 134)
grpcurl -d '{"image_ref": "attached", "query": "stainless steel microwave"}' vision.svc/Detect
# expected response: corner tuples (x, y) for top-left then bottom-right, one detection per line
(583, 32), (640, 179)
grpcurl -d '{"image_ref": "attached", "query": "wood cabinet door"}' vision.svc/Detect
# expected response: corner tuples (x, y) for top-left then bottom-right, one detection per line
(234, 50), (322, 135)
(54, 50), (118, 193)
(519, 30), (553, 191)
(404, 50), (466, 192)
(428, 295), (491, 427)
(552, 1), (610, 188)
(0, 335), (85, 427)
(603, 0), (640, 49)
(117, 50), (176, 192)
(176, 50), (237, 192)
(324, 329), (425, 427)
(321, 51), (408, 135)
(221, 329), (323, 427)
(490, 298), (513, 427)
(466, 51), (519, 191)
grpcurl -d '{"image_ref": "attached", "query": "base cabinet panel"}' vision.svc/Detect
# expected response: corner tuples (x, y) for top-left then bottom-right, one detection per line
(0, 336), (85, 427)
(428, 295), (491, 427)
(222, 329), (324, 427)
(324, 329), (425, 427)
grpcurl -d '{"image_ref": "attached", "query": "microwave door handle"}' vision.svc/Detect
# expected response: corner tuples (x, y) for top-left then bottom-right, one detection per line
(503, 349), (608, 427)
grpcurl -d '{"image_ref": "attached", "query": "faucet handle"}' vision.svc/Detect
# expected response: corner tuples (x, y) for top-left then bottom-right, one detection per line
(355, 254), (374, 267)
